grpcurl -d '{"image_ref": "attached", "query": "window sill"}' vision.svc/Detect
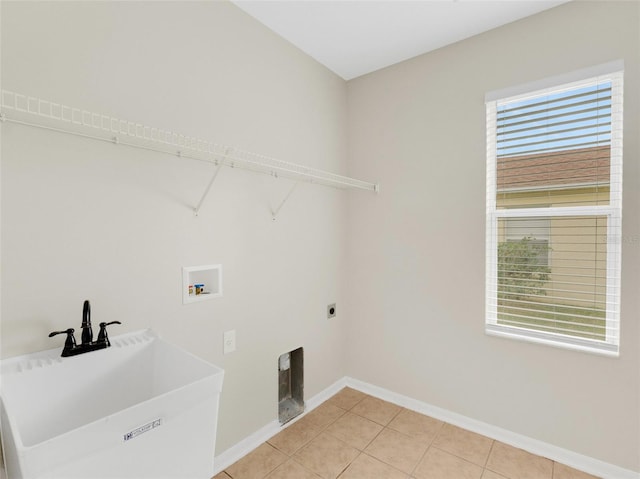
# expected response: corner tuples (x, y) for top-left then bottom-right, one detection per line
(485, 324), (619, 358)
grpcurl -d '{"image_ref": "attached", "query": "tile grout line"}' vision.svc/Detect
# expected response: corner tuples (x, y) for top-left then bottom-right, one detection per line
(484, 439), (497, 468)
(363, 402), (443, 479)
(335, 450), (362, 479)
(320, 390), (404, 478)
(407, 421), (444, 479)
(266, 392), (366, 479)
(315, 391), (364, 478)
(482, 440), (500, 479)
(268, 401), (349, 457)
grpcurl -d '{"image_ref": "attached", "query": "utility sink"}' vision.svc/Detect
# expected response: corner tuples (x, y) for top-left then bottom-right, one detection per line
(0, 329), (224, 479)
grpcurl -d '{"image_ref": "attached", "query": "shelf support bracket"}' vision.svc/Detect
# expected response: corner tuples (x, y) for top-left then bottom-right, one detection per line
(271, 181), (299, 221)
(193, 160), (224, 216)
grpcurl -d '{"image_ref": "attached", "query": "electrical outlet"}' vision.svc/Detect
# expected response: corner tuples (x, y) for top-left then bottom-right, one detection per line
(327, 303), (337, 319)
(223, 330), (236, 354)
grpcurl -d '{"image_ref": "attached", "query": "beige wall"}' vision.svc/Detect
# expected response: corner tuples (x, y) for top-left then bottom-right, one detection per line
(1, 1), (349, 454)
(2, 0), (639, 474)
(346, 0), (639, 472)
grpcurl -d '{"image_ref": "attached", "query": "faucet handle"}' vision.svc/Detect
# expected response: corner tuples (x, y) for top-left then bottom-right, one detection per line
(99, 321), (122, 329)
(49, 328), (77, 356)
(48, 328), (75, 338)
(96, 321), (121, 347)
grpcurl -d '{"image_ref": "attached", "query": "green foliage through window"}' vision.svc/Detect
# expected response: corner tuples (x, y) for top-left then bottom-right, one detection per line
(497, 237), (550, 301)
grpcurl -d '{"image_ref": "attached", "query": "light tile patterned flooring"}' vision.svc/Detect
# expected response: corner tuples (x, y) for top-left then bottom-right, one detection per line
(214, 387), (599, 479)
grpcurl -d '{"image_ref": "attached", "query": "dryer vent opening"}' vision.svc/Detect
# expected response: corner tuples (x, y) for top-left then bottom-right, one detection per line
(278, 347), (304, 425)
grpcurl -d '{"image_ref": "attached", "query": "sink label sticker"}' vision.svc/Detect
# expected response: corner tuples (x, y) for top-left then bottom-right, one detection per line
(123, 418), (162, 442)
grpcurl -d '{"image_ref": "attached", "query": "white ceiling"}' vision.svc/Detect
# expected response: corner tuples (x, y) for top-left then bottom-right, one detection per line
(232, 0), (569, 80)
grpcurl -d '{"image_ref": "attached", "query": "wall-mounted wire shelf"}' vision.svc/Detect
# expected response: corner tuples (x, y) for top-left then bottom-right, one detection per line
(0, 90), (378, 215)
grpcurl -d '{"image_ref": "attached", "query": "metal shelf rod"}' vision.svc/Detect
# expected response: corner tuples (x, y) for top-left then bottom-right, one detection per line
(194, 161), (224, 217)
(1, 90), (379, 199)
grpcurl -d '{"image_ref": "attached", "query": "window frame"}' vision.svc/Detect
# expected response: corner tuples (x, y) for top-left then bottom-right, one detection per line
(485, 62), (623, 357)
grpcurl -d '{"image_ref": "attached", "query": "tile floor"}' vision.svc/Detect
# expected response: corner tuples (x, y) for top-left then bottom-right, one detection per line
(214, 387), (599, 479)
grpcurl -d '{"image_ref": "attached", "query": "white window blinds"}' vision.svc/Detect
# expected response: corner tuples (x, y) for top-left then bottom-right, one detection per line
(485, 66), (623, 356)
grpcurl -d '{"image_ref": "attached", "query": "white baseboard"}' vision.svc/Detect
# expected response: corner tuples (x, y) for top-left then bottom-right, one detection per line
(213, 419), (280, 475)
(212, 377), (348, 474)
(345, 377), (639, 479)
(213, 375), (638, 479)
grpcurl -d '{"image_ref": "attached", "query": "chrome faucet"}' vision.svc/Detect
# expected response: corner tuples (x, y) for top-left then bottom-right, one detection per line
(49, 300), (121, 357)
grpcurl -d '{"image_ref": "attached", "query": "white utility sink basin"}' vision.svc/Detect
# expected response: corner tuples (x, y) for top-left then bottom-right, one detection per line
(0, 329), (224, 479)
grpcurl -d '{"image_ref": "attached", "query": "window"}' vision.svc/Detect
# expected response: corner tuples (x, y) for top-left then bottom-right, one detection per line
(485, 63), (623, 356)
